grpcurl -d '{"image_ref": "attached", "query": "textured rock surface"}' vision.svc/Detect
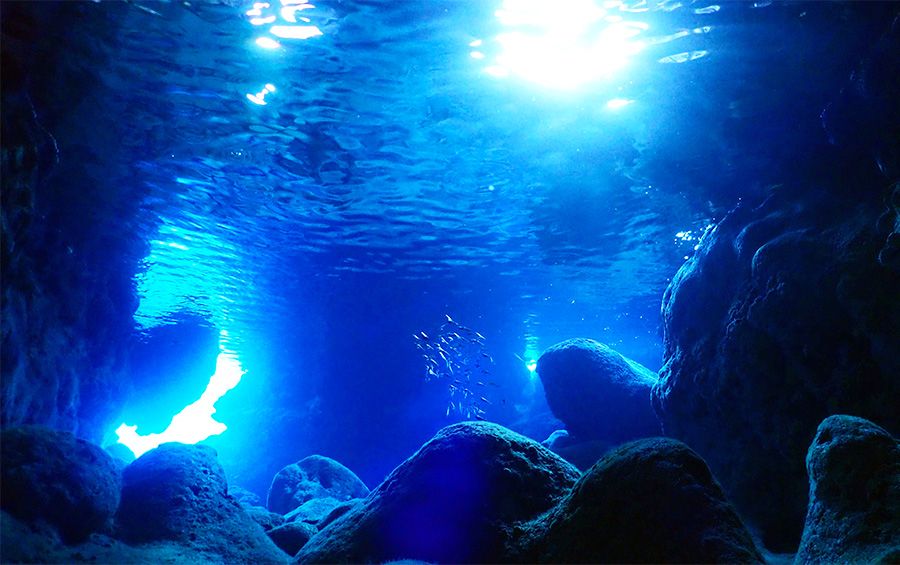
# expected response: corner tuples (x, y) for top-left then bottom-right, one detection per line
(651, 19), (900, 551)
(652, 186), (900, 549)
(536, 338), (660, 442)
(1, 1), (141, 442)
(0, 426), (121, 542)
(268, 521), (318, 557)
(246, 505), (286, 532)
(285, 496), (342, 525)
(231, 485), (263, 507)
(117, 443), (288, 563)
(522, 438), (763, 564)
(268, 455), (369, 515)
(296, 421), (580, 564)
(795, 415), (900, 564)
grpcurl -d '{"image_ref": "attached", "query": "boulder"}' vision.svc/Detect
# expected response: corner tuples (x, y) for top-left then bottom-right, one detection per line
(267, 521), (318, 557)
(285, 497), (342, 525)
(230, 484), (263, 507)
(267, 455), (369, 515)
(117, 443), (288, 563)
(541, 429), (613, 470)
(536, 338), (660, 442)
(317, 499), (361, 530)
(296, 421), (580, 564)
(522, 437), (763, 564)
(0, 426), (121, 542)
(795, 415), (900, 564)
(246, 505), (286, 532)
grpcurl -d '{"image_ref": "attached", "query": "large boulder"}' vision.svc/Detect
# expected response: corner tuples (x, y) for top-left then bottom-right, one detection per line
(267, 455), (369, 515)
(795, 415), (900, 564)
(117, 443), (288, 563)
(651, 20), (900, 552)
(267, 521), (318, 557)
(522, 437), (763, 563)
(536, 338), (660, 443)
(0, 426), (121, 542)
(296, 421), (581, 564)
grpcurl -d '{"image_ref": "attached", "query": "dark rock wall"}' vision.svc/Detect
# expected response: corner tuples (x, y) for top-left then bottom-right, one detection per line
(651, 15), (900, 551)
(1, 2), (143, 441)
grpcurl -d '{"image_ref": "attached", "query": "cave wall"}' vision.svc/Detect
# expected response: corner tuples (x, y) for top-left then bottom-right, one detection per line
(1, 2), (143, 441)
(651, 15), (900, 551)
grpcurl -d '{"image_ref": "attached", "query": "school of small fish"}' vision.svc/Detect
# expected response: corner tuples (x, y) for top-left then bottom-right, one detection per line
(414, 314), (497, 420)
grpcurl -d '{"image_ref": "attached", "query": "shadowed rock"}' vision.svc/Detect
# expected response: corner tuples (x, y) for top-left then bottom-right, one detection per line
(296, 421), (580, 564)
(0, 426), (121, 543)
(268, 521), (318, 557)
(795, 415), (899, 564)
(522, 437), (763, 564)
(117, 443), (288, 563)
(267, 455), (369, 515)
(537, 338), (660, 443)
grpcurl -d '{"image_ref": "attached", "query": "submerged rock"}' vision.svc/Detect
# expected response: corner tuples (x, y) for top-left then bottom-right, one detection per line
(522, 437), (763, 564)
(296, 421), (580, 564)
(268, 521), (318, 557)
(795, 415), (900, 564)
(267, 454), (369, 515)
(541, 429), (612, 471)
(117, 443), (288, 563)
(652, 186), (900, 550)
(536, 338), (660, 443)
(246, 505), (286, 532)
(0, 426), (121, 542)
(230, 484), (263, 507)
(651, 20), (900, 551)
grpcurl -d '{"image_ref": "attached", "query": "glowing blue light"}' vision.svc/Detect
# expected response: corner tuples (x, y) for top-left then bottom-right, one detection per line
(115, 350), (245, 458)
(256, 36), (282, 49)
(606, 98), (633, 109)
(483, 0), (647, 90)
(526, 359), (538, 373)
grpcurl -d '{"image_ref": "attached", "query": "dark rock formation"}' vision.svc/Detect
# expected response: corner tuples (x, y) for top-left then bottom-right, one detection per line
(267, 454), (369, 515)
(541, 428), (613, 471)
(795, 415), (900, 564)
(317, 499), (361, 530)
(536, 338), (660, 442)
(0, 426), (121, 543)
(296, 421), (580, 564)
(651, 16), (900, 552)
(268, 521), (318, 557)
(521, 437), (763, 564)
(117, 443), (288, 562)
(1, 1), (142, 443)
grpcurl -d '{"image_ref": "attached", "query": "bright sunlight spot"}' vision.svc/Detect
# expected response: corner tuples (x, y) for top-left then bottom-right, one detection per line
(483, 0), (648, 90)
(606, 97), (634, 109)
(115, 349), (246, 458)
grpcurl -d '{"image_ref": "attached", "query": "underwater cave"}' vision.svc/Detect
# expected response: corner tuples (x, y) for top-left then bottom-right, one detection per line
(1, 1), (898, 563)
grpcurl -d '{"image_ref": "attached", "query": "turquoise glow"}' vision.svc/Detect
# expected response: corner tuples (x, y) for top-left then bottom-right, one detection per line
(115, 349), (245, 458)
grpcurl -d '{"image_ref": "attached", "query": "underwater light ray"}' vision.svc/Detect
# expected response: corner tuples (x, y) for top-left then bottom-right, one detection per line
(115, 352), (245, 457)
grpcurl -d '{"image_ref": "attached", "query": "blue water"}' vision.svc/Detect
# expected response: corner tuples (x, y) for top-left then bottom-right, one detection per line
(84, 0), (885, 495)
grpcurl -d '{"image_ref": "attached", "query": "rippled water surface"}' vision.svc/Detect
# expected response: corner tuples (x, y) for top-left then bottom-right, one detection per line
(89, 0), (871, 360)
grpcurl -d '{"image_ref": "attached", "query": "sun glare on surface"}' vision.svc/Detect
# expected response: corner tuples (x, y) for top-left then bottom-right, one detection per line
(480, 0), (648, 90)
